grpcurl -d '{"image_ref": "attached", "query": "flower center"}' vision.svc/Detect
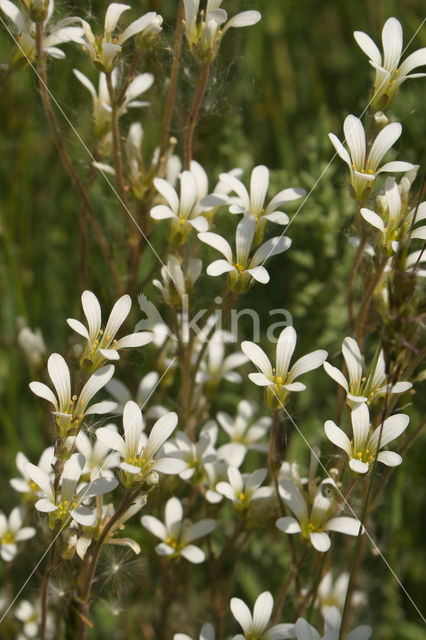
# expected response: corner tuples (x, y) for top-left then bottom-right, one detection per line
(1, 532), (15, 544)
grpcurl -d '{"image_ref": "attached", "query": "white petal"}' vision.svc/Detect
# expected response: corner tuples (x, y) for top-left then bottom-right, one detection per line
(343, 115), (365, 170)
(236, 215), (255, 265)
(250, 165), (269, 214)
(189, 216), (209, 232)
(349, 458), (369, 474)
(351, 404), (370, 453)
(324, 420), (351, 456)
(66, 318), (90, 340)
(279, 479), (308, 523)
(323, 362), (349, 391)
(326, 517), (362, 536)
(29, 382), (57, 407)
(35, 498), (58, 513)
(119, 12), (162, 44)
(289, 349), (327, 381)
(81, 290), (101, 341)
(104, 3), (130, 38)
(262, 211), (290, 225)
(398, 47), (426, 77)
(310, 531), (331, 552)
(276, 326), (296, 378)
(24, 463), (54, 502)
(223, 10), (261, 31)
(246, 266), (270, 283)
(382, 17), (403, 71)
(151, 204), (176, 220)
(377, 161), (414, 174)
(152, 458), (187, 474)
(361, 208), (385, 232)
(180, 544), (205, 563)
(104, 295), (132, 342)
(71, 506), (95, 526)
(78, 365), (115, 411)
(144, 412), (178, 459)
(15, 527), (36, 541)
(48, 353), (71, 410)
(353, 30), (381, 65)
(276, 517), (302, 534)
(230, 597), (252, 633)
(61, 453), (84, 503)
(141, 515), (167, 540)
(206, 259), (235, 276)
(342, 337), (363, 388)
(154, 178), (179, 212)
(250, 236), (291, 265)
(165, 497), (183, 537)
(328, 133), (352, 168)
(267, 187), (305, 211)
(345, 626), (372, 640)
(83, 476), (118, 497)
(114, 332), (152, 350)
(252, 591), (273, 634)
(376, 450), (402, 466)
(85, 400), (117, 415)
(73, 69), (97, 102)
(248, 372), (272, 386)
(96, 427), (125, 456)
(368, 122), (401, 172)
(198, 232), (233, 262)
(185, 519), (216, 543)
(218, 172), (250, 210)
(369, 413), (409, 450)
(295, 618), (322, 640)
(241, 341), (272, 378)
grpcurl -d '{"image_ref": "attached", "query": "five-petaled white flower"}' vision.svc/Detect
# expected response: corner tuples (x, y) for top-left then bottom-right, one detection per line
(324, 402), (409, 474)
(153, 254), (202, 305)
(329, 115), (413, 200)
(216, 467), (273, 511)
(174, 623), (215, 640)
(80, 4), (162, 72)
(199, 215), (291, 292)
(354, 17), (426, 110)
(323, 336), (411, 407)
(0, 0), (84, 62)
(277, 479), (362, 552)
(96, 400), (185, 483)
(15, 599), (54, 639)
(290, 606), (372, 640)
(141, 496), (216, 563)
(151, 169), (225, 241)
(0, 507), (36, 561)
(217, 400), (270, 452)
(73, 68), (154, 138)
(196, 334), (249, 389)
(242, 326), (327, 408)
(230, 591), (294, 640)
(163, 431), (214, 483)
(317, 571), (366, 616)
(25, 453), (118, 526)
(30, 353), (115, 436)
(184, 0), (261, 61)
(75, 426), (120, 479)
(220, 164), (305, 230)
(10, 447), (54, 497)
(67, 290), (152, 370)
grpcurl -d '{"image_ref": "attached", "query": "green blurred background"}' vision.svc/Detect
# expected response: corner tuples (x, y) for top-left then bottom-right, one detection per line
(0, 0), (425, 637)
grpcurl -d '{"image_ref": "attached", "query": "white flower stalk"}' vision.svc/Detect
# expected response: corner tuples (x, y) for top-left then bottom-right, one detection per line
(230, 591), (294, 640)
(25, 453), (118, 527)
(354, 17), (426, 110)
(317, 571), (366, 616)
(163, 431), (214, 483)
(291, 606), (372, 640)
(17, 322), (46, 368)
(10, 447), (54, 497)
(96, 400), (185, 484)
(361, 176), (426, 253)
(217, 400), (271, 452)
(153, 254), (202, 306)
(184, 0), (261, 61)
(324, 403), (409, 474)
(199, 215), (291, 292)
(242, 326), (327, 408)
(73, 68), (153, 138)
(277, 479), (362, 552)
(75, 426), (120, 479)
(30, 353), (115, 436)
(80, 4), (162, 72)
(141, 497), (216, 563)
(0, 0), (84, 62)
(323, 336), (411, 407)
(0, 507), (35, 561)
(328, 115), (413, 200)
(220, 164), (305, 237)
(150, 169), (225, 242)
(216, 467), (273, 511)
(196, 335), (249, 390)
(174, 622), (215, 640)
(67, 290), (152, 370)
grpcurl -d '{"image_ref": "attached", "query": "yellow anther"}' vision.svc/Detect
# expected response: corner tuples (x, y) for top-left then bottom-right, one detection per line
(238, 492), (245, 502)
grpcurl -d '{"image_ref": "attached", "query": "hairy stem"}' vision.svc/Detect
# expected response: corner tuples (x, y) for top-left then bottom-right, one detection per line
(184, 62), (211, 170)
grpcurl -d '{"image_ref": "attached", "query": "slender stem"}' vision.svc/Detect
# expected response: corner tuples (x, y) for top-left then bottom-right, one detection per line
(305, 550), (327, 622)
(34, 23), (122, 294)
(355, 257), (387, 348)
(158, 0), (185, 162)
(348, 233), (367, 331)
(106, 72), (129, 214)
(40, 539), (57, 639)
(271, 546), (310, 625)
(117, 49), (142, 105)
(184, 62), (211, 170)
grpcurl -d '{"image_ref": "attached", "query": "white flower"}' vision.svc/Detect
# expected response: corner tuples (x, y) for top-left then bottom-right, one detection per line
(242, 326), (327, 408)
(329, 115), (413, 200)
(0, 507), (35, 561)
(163, 431), (214, 482)
(80, 4), (162, 71)
(67, 290), (152, 369)
(10, 446), (54, 496)
(141, 497), (216, 563)
(96, 400), (185, 482)
(354, 17), (426, 110)
(184, 0), (261, 61)
(30, 353), (115, 436)
(324, 403), (409, 474)
(75, 426), (120, 479)
(199, 215), (291, 291)
(216, 467), (273, 511)
(174, 622), (215, 640)
(0, 0), (84, 61)
(73, 68), (153, 138)
(277, 479), (362, 552)
(25, 453), (118, 526)
(17, 323), (46, 368)
(217, 400), (270, 452)
(150, 168), (225, 240)
(106, 370), (165, 418)
(220, 164), (305, 228)
(361, 176), (426, 252)
(196, 335), (249, 387)
(317, 571), (366, 616)
(153, 254), (202, 305)
(323, 336), (412, 407)
(15, 600), (43, 638)
(230, 591), (294, 640)
(291, 606), (372, 640)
